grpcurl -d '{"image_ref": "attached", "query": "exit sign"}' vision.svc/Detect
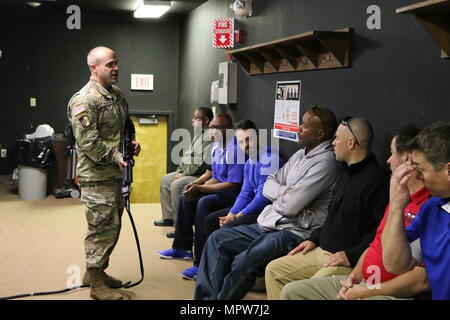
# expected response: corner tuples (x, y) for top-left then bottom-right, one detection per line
(131, 74), (154, 91)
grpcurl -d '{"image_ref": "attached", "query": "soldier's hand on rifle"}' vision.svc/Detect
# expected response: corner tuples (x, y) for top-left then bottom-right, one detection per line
(131, 140), (141, 156)
(118, 157), (128, 169)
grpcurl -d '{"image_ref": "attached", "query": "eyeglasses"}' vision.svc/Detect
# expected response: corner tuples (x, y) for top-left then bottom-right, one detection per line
(341, 116), (360, 146)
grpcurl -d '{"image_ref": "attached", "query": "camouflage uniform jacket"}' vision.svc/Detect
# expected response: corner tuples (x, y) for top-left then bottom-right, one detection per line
(67, 79), (128, 183)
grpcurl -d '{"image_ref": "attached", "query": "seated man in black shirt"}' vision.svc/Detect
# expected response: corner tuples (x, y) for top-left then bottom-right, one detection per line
(265, 117), (390, 300)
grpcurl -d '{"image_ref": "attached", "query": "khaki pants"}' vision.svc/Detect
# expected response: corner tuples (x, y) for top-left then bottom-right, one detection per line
(160, 172), (197, 224)
(281, 275), (412, 300)
(265, 247), (352, 300)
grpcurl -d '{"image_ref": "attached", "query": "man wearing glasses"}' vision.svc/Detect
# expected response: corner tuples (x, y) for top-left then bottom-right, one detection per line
(158, 113), (246, 277)
(265, 117), (390, 300)
(155, 107), (214, 239)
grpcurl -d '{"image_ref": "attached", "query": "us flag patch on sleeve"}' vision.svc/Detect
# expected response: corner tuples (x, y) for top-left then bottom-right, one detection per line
(73, 105), (86, 116)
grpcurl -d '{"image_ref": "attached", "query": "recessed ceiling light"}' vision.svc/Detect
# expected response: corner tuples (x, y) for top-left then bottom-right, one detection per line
(134, 1), (172, 19)
(27, 2), (43, 7)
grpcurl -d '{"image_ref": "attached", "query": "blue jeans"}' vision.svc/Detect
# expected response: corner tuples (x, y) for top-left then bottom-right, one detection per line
(172, 190), (238, 265)
(197, 208), (259, 267)
(194, 223), (303, 300)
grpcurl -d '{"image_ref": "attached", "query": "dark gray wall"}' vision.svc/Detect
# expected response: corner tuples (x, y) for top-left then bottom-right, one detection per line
(1, 1), (449, 174)
(178, 0), (450, 165)
(0, 7), (180, 173)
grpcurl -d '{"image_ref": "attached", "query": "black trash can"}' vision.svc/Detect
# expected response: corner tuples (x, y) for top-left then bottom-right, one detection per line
(14, 139), (56, 200)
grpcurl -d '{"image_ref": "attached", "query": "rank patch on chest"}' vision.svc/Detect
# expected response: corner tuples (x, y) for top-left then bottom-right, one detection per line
(79, 115), (90, 128)
(73, 105), (86, 116)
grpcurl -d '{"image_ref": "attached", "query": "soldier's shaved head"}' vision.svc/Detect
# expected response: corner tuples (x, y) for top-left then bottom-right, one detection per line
(346, 118), (374, 150)
(87, 46), (119, 88)
(87, 46), (116, 66)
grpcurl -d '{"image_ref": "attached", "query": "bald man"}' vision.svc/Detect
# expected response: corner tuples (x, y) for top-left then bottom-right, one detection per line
(265, 117), (390, 300)
(67, 46), (140, 300)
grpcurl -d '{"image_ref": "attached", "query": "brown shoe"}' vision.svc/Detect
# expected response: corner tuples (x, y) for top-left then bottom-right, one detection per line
(83, 270), (123, 288)
(88, 270), (123, 300)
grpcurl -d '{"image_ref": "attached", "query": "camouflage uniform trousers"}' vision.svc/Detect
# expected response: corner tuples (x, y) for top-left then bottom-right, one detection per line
(80, 179), (124, 271)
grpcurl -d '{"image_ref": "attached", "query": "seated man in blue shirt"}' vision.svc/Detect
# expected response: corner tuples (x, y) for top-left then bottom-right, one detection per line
(382, 121), (450, 300)
(179, 120), (285, 280)
(157, 113), (245, 272)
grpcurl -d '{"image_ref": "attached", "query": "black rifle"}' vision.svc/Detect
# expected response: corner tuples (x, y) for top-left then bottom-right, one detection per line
(121, 117), (135, 211)
(120, 117), (144, 289)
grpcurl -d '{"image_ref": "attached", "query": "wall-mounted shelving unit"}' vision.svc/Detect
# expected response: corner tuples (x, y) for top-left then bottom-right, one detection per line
(229, 28), (352, 75)
(397, 0), (450, 59)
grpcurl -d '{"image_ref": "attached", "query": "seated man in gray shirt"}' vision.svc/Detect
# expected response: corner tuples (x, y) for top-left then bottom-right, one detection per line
(154, 107), (213, 238)
(194, 106), (341, 300)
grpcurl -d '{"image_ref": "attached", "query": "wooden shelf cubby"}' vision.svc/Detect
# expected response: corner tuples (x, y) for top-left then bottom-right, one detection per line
(397, 0), (450, 59)
(229, 28), (352, 75)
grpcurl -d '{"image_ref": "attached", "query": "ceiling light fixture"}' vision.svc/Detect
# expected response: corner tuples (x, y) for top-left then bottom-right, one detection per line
(134, 1), (171, 19)
(27, 2), (43, 7)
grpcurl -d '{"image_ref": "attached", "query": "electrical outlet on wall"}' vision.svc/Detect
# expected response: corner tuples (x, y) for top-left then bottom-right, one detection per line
(1, 149), (7, 158)
(30, 98), (36, 107)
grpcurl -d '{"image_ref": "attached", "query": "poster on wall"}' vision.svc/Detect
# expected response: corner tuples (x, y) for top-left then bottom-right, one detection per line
(273, 81), (301, 142)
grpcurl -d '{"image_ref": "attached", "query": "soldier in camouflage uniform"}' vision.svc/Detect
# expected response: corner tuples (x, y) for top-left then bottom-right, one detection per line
(67, 46), (140, 300)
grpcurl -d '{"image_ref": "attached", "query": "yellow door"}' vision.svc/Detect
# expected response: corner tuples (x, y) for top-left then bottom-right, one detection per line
(130, 115), (167, 203)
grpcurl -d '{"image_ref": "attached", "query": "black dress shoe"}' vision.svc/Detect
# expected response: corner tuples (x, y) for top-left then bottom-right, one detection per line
(154, 219), (174, 227)
(166, 231), (175, 238)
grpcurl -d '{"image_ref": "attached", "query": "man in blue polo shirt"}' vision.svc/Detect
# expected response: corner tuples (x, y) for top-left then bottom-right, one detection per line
(382, 121), (450, 300)
(213, 120), (285, 228)
(158, 113), (246, 271)
(178, 120), (286, 280)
